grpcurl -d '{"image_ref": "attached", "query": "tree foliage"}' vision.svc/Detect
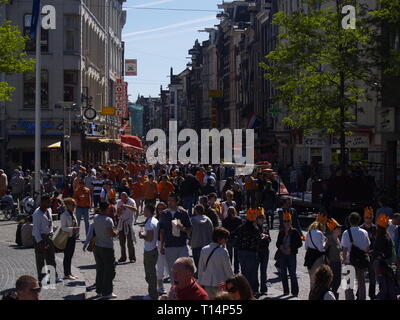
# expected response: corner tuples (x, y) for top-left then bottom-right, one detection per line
(260, 0), (375, 135)
(0, 1), (35, 101)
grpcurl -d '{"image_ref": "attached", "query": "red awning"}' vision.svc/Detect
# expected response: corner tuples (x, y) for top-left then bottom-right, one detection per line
(118, 141), (143, 151)
(120, 135), (142, 148)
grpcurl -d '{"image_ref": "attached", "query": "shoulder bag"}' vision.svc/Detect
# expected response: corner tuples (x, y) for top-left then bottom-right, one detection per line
(348, 228), (370, 269)
(304, 230), (324, 269)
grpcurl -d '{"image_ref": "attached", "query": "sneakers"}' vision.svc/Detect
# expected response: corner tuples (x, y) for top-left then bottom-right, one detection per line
(158, 287), (166, 295)
(102, 293), (117, 300)
(118, 258), (127, 263)
(64, 275), (77, 280)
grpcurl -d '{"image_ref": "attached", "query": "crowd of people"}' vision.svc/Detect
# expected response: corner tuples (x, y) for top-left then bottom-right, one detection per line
(1, 159), (400, 301)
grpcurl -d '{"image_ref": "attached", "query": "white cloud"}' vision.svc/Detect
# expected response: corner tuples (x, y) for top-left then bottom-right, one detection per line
(122, 16), (216, 38)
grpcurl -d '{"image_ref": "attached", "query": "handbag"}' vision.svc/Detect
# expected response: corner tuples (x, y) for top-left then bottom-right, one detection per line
(348, 228), (370, 269)
(53, 226), (70, 250)
(304, 230), (324, 269)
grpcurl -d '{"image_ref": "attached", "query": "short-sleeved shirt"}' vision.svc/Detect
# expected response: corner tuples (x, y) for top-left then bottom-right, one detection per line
(158, 181), (175, 201)
(116, 198), (136, 222)
(93, 214), (115, 249)
(143, 181), (158, 200)
(144, 216), (159, 252)
(159, 208), (192, 248)
(341, 227), (370, 264)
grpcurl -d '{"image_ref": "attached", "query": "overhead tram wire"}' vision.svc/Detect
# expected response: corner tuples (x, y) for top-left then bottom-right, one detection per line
(15, 2), (219, 12)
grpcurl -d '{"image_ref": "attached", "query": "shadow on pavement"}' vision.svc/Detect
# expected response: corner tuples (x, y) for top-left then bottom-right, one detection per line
(64, 293), (86, 300)
(128, 295), (145, 300)
(8, 244), (33, 250)
(65, 281), (86, 287)
(78, 264), (96, 270)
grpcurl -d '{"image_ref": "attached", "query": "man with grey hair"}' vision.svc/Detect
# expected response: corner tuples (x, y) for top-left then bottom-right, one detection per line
(161, 257), (209, 300)
(116, 192), (137, 263)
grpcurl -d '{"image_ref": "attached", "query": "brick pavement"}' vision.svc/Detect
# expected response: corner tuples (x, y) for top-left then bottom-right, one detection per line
(0, 215), (368, 300)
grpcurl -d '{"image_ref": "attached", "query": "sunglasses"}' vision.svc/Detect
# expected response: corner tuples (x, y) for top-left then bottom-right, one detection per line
(227, 287), (238, 294)
(30, 287), (41, 293)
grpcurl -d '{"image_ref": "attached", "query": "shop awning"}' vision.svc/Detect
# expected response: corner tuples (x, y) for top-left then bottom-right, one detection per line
(120, 135), (142, 148)
(47, 141), (61, 149)
(118, 141), (143, 151)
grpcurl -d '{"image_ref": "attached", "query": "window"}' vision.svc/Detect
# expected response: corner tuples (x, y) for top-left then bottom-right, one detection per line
(64, 15), (79, 52)
(24, 14), (49, 52)
(23, 70), (49, 108)
(64, 70), (78, 102)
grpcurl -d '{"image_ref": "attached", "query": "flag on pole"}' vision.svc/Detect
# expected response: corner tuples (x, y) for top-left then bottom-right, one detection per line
(29, 0), (41, 39)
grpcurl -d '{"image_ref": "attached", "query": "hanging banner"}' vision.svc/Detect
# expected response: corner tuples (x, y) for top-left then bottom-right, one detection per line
(125, 59), (137, 76)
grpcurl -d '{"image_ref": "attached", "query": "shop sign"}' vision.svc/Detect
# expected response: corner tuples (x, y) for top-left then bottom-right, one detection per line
(332, 135), (369, 148)
(8, 120), (64, 136)
(303, 136), (327, 147)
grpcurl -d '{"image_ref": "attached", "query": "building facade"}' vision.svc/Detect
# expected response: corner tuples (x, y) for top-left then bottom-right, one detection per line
(2, 0), (126, 172)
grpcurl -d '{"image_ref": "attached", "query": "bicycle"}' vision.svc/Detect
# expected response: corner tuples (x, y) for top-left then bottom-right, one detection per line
(0, 201), (19, 221)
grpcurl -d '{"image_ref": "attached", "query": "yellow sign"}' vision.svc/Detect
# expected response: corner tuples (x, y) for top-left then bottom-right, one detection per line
(208, 90), (223, 98)
(101, 106), (116, 116)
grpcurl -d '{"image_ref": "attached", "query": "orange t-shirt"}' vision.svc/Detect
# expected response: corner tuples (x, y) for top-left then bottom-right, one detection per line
(128, 162), (136, 176)
(143, 181), (158, 200)
(108, 169), (117, 181)
(196, 171), (205, 185)
(74, 187), (91, 207)
(131, 182), (144, 199)
(244, 176), (256, 190)
(158, 181), (175, 201)
(108, 189), (116, 201)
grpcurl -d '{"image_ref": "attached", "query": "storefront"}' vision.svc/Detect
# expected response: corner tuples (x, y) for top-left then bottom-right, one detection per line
(6, 120), (81, 172)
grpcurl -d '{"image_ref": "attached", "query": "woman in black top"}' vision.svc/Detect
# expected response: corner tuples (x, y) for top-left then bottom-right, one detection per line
(232, 209), (262, 294)
(275, 212), (303, 296)
(222, 207), (243, 274)
(372, 221), (396, 300)
(117, 178), (131, 197)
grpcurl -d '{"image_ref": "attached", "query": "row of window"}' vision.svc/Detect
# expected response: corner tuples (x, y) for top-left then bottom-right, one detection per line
(23, 14), (79, 52)
(23, 70), (78, 108)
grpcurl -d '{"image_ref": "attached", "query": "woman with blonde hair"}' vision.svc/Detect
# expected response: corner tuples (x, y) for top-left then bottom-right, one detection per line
(60, 198), (80, 280)
(304, 221), (327, 289)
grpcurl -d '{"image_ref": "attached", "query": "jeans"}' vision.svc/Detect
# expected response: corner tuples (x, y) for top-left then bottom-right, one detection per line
(226, 242), (240, 274)
(278, 254), (299, 295)
(238, 249), (259, 293)
(165, 246), (190, 281)
(246, 190), (255, 209)
(93, 195), (101, 208)
(94, 246), (116, 296)
(144, 248), (159, 300)
(118, 228), (136, 261)
(76, 206), (90, 236)
(182, 196), (195, 216)
(329, 261), (342, 299)
(156, 245), (169, 281)
(258, 251), (269, 292)
(344, 266), (367, 300)
(33, 236), (58, 283)
(63, 236), (76, 277)
(308, 256), (325, 289)
(192, 247), (202, 277)
(367, 261), (376, 299)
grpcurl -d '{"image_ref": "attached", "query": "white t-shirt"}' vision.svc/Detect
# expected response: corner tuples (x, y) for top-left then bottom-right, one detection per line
(341, 227), (370, 264)
(305, 229), (326, 252)
(144, 216), (159, 252)
(117, 198), (136, 222)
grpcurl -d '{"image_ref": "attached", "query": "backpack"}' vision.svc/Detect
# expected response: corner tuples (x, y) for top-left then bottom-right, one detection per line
(348, 228), (370, 269)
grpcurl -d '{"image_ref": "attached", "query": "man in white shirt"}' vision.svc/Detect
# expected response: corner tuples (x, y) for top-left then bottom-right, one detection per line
(32, 195), (61, 284)
(139, 204), (159, 300)
(116, 192), (137, 263)
(341, 212), (370, 300)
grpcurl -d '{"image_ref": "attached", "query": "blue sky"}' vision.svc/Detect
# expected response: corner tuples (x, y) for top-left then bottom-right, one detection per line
(122, 0), (220, 102)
